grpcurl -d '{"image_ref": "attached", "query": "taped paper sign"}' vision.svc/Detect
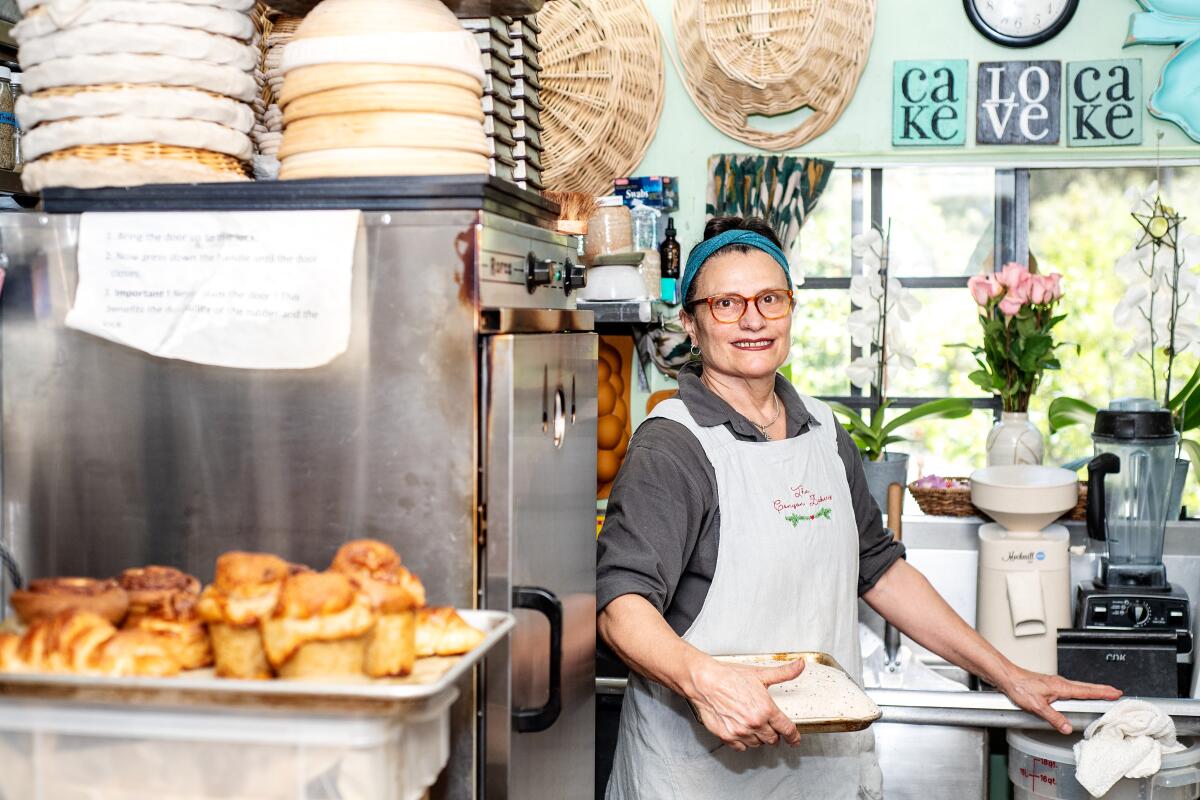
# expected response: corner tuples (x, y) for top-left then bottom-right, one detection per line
(67, 210), (360, 369)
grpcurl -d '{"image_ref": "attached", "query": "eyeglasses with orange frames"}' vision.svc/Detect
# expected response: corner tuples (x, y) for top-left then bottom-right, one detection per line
(690, 288), (795, 323)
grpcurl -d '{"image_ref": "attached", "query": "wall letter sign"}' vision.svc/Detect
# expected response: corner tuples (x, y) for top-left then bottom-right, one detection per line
(976, 61), (1062, 145)
(893, 60), (968, 146)
(1066, 59), (1142, 147)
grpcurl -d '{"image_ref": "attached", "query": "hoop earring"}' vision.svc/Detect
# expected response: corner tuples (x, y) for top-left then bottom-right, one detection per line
(690, 344), (701, 357)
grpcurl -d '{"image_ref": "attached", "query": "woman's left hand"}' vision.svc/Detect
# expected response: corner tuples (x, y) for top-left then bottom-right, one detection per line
(998, 666), (1123, 734)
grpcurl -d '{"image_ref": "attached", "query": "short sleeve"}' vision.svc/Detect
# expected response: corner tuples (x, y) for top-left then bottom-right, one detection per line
(597, 419), (714, 616)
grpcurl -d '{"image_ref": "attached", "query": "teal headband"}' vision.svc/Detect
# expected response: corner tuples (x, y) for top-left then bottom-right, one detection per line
(681, 230), (792, 304)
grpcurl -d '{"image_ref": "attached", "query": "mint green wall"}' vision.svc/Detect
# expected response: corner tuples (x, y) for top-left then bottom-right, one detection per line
(634, 0), (1200, 247)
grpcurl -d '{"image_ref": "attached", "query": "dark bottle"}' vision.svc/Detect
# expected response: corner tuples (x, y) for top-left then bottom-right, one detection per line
(658, 217), (682, 303)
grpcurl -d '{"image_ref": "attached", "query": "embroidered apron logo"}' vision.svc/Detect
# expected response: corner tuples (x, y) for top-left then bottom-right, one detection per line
(773, 483), (834, 527)
(784, 508), (833, 527)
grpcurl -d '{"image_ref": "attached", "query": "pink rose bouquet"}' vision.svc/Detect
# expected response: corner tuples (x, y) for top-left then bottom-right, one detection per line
(956, 263), (1069, 412)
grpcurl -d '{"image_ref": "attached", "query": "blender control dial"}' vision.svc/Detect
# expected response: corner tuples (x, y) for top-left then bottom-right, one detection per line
(1129, 600), (1151, 627)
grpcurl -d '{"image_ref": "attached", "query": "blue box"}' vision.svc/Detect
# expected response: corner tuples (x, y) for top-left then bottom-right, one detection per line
(613, 176), (679, 212)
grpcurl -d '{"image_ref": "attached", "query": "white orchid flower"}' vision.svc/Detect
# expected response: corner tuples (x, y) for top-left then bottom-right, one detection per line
(847, 307), (878, 348)
(847, 354), (878, 389)
(851, 228), (884, 258)
(1124, 181), (1159, 213)
(1114, 283), (1150, 329)
(849, 275), (884, 307)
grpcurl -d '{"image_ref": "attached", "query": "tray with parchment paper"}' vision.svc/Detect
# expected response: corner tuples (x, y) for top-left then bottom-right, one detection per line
(704, 652), (882, 734)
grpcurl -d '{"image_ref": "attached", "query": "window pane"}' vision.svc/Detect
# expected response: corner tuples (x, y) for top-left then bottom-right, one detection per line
(1028, 165), (1200, 513)
(886, 287), (987, 397)
(884, 167), (993, 277)
(788, 289), (850, 397)
(796, 168), (853, 278)
(897, 408), (995, 492)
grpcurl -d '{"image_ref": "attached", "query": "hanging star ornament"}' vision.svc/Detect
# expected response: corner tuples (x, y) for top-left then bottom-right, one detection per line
(1133, 194), (1183, 250)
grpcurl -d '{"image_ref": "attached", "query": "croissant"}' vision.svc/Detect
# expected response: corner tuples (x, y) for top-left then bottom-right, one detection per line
(415, 607), (485, 658)
(0, 611), (180, 677)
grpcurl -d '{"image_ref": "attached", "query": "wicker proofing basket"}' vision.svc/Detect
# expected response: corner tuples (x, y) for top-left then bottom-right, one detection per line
(672, 0), (875, 150)
(540, 0), (664, 196)
(908, 478), (1088, 521)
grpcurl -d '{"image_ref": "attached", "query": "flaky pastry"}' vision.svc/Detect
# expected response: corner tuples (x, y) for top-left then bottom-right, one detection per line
(118, 565), (212, 670)
(260, 571), (374, 678)
(331, 539), (423, 677)
(0, 610), (179, 677)
(10, 577), (129, 625)
(198, 552), (290, 679)
(416, 607), (485, 657)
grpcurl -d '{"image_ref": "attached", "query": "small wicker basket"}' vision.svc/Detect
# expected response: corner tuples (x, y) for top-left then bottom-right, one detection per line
(908, 478), (1088, 521)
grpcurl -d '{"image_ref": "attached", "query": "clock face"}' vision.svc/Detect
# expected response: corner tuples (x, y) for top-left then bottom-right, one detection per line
(965, 0), (1079, 47)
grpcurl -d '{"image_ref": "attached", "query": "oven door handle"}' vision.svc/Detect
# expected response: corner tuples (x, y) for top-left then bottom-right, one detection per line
(511, 585), (563, 734)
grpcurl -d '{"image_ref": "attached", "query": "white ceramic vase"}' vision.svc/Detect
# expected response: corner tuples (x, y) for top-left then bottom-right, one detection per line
(985, 412), (1044, 466)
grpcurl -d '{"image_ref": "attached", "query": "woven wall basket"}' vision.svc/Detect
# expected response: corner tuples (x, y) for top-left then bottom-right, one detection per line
(541, 0), (664, 196)
(673, 0), (875, 150)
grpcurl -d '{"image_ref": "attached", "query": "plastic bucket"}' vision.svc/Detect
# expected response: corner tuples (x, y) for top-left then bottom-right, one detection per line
(1008, 729), (1200, 800)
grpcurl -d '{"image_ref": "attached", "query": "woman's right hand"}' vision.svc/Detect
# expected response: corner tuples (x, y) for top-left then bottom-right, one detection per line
(687, 657), (804, 752)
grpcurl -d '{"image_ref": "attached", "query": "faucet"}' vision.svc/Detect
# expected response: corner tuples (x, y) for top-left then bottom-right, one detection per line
(883, 483), (903, 671)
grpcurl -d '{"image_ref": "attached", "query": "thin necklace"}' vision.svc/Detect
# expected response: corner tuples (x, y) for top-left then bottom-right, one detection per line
(701, 373), (783, 440)
(752, 393), (783, 440)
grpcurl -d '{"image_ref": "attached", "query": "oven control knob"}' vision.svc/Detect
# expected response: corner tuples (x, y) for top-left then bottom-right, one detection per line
(1130, 601), (1150, 627)
(563, 258), (586, 295)
(525, 253), (557, 293)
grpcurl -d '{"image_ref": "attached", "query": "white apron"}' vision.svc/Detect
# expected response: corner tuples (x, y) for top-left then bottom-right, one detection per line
(606, 396), (882, 800)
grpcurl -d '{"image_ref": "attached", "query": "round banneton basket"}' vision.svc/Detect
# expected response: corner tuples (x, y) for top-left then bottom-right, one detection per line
(908, 478), (1088, 521)
(22, 142), (249, 191)
(541, 0), (664, 196)
(673, 0), (875, 150)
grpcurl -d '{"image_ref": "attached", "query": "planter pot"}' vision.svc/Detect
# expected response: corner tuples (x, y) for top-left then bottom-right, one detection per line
(1169, 457), (1191, 520)
(863, 452), (909, 515)
(986, 412), (1044, 466)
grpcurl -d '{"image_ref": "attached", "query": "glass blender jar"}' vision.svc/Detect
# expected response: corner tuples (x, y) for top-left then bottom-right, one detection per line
(1087, 398), (1179, 587)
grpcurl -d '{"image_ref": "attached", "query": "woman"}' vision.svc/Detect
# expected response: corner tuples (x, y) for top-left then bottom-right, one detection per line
(597, 217), (1120, 799)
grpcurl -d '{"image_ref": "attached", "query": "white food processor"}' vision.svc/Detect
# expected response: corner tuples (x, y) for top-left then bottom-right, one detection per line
(972, 465), (1078, 674)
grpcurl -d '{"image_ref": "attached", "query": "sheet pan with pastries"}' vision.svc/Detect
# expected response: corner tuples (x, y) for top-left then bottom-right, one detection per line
(0, 539), (489, 682)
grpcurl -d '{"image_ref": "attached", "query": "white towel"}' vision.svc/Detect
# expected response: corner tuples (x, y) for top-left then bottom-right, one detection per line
(1073, 699), (1186, 797)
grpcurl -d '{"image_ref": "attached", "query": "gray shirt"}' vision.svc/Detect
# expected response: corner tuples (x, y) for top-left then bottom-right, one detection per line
(596, 362), (905, 636)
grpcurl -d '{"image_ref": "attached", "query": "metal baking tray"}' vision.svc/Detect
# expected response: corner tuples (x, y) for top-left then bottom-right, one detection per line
(710, 652), (882, 733)
(0, 610), (514, 714)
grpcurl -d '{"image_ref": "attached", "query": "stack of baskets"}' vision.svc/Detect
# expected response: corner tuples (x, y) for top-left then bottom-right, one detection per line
(460, 15), (543, 192)
(251, 5), (302, 172)
(13, 0), (258, 190)
(539, 0), (663, 196)
(276, 0), (488, 180)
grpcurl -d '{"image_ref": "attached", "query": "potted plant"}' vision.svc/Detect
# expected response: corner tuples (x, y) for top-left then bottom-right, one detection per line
(953, 261), (1069, 465)
(1049, 180), (1199, 512)
(831, 225), (972, 511)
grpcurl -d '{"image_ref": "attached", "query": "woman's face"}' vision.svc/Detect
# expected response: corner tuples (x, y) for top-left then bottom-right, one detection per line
(681, 249), (793, 382)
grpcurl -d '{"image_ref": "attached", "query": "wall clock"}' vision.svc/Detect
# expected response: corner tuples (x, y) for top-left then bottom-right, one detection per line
(963, 0), (1080, 48)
